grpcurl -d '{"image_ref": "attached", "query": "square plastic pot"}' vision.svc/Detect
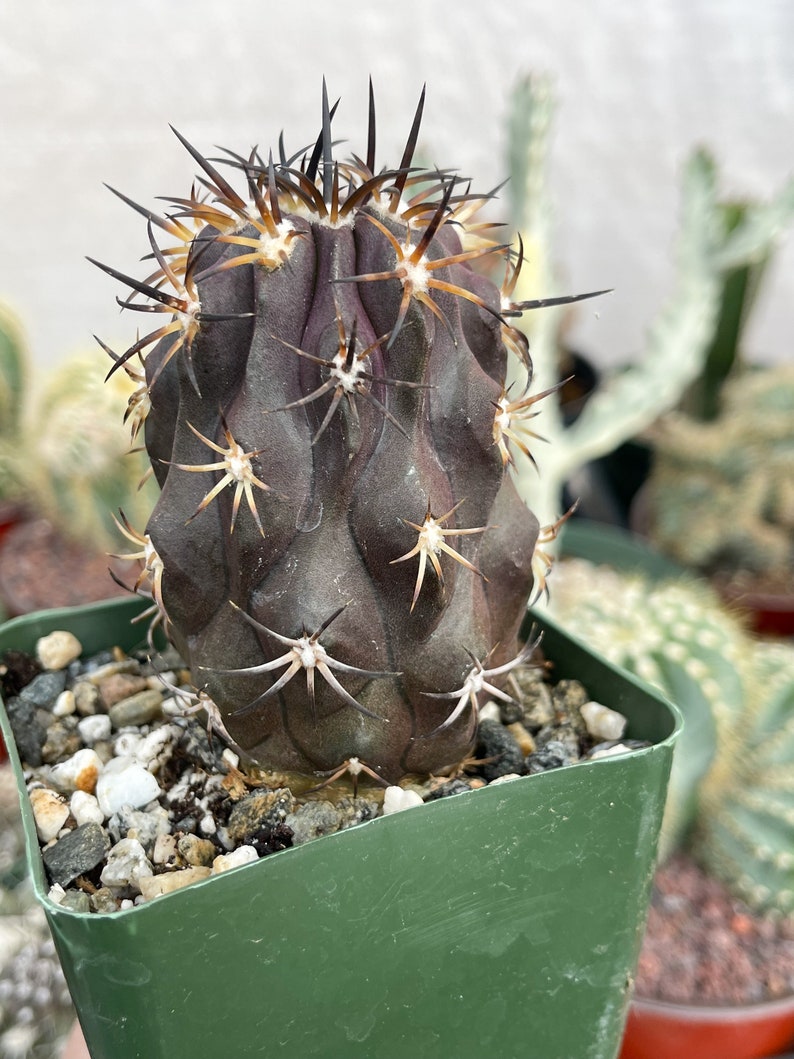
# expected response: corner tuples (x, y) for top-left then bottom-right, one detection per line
(0, 597), (680, 1059)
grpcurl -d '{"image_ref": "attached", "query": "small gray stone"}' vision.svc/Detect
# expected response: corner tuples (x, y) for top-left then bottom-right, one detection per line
(536, 723), (581, 760)
(5, 697), (47, 766)
(227, 788), (296, 844)
(336, 796), (380, 830)
(19, 671), (67, 709)
(40, 718), (82, 765)
(108, 690), (164, 728)
(100, 837), (153, 893)
(475, 718), (526, 781)
(89, 888), (119, 914)
(42, 823), (110, 887)
(72, 681), (101, 716)
(525, 739), (577, 774)
(284, 801), (342, 844)
(107, 805), (170, 853)
(59, 889), (92, 913)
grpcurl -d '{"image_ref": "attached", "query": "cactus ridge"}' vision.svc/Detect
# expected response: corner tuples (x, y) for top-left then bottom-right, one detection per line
(91, 83), (573, 781)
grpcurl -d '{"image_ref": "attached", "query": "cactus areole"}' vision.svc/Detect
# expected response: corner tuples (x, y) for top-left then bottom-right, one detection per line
(94, 83), (561, 782)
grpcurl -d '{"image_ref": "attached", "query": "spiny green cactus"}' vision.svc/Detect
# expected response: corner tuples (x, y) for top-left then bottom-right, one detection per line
(92, 83), (574, 782)
(0, 305), (156, 550)
(504, 76), (794, 535)
(642, 365), (794, 581)
(550, 559), (794, 914)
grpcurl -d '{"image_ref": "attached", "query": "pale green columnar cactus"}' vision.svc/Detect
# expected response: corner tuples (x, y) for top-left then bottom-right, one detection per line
(0, 304), (156, 551)
(697, 638), (794, 915)
(642, 365), (794, 580)
(504, 76), (794, 535)
(550, 559), (794, 915)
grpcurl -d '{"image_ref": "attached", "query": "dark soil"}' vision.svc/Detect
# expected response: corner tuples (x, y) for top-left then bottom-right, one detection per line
(635, 853), (794, 1006)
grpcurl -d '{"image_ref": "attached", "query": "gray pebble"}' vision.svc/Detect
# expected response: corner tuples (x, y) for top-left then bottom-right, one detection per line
(5, 697), (47, 766)
(475, 719), (526, 781)
(72, 681), (101, 716)
(108, 690), (164, 728)
(107, 805), (171, 854)
(59, 890), (92, 914)
(40, 718), (82, 765)
(525, 739), (577, 774)
(284, 801), (342, 844)
(89, 888), (119, 914)
(227, 788), (296, 844)
(42, 823), (110, 888)
(335, 796), (380, 830)
(19, 671), (67, 709)
(424, 779), (472, 801)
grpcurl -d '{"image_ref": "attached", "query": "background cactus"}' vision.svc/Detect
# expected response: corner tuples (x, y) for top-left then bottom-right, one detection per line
(550, 559), (794, 915)
(504, 76), (794, 534)
(641, 364), (794, 583)
(0, 303), (155, 552)
(93, 83), (564, 782)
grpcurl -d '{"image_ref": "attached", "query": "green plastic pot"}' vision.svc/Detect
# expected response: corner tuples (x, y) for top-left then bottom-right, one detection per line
(0, 597), (680, 1059)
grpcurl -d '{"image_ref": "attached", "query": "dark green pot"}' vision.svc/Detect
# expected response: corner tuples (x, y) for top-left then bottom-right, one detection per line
(0, 597), (680, 1059)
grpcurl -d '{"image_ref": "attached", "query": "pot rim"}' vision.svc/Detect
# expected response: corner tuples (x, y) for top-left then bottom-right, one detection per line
(631, 990), (794, 1021)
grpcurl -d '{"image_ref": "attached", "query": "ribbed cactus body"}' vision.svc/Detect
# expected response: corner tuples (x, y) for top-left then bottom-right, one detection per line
(99, 88), (542, 781)
(551, 559), (794, 914)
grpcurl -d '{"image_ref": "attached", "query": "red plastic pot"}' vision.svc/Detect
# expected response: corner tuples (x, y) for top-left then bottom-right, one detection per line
(620, 993), (794, 1059)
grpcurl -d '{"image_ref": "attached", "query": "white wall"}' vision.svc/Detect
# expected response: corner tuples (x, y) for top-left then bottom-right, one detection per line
(1, 0), (792, 371)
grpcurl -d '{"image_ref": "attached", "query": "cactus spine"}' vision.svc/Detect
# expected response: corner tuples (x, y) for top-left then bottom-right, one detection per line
(94, 83), (569, 782)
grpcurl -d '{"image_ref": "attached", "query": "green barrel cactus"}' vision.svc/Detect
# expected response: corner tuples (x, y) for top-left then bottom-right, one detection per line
(551, 559), (794, 914)
(92, 84), (574, 782)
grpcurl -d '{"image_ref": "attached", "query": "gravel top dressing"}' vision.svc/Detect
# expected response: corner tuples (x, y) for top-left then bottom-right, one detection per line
(2, 629), (637, 914)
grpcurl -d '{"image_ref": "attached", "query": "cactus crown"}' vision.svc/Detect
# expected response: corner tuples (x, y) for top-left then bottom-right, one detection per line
(93, 82), (576, 783)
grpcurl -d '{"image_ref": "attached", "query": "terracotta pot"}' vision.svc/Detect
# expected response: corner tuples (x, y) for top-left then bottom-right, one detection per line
(620, 993), (794, 1059)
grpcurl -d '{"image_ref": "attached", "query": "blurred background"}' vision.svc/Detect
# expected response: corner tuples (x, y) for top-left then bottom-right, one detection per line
(1, 0), (792, 372)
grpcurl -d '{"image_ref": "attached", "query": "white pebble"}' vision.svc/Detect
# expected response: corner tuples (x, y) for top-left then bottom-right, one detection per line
(100, 837), (153, 893)
(199, 813), (216, 836)
(382, 786), (424, 815)
(139, 866), (211, 900)
(95, 757), (162, 818)
(221, 748), (239, 770)
(113, 732), (143, 757)
(488, 773), (523, 786)
(50, 748), (104, 795)
(478, 700), (502, 724)
(70, 790), (105, 826)
(29, 788), (70, 842)
(36, 630), (82, 670)
(212, 846), (259, 874)
(52, 690), (76, 717)
(47, 883), (66, 905)
(590, 743), (633, 760)
(134, 726), (178, 770)
(77, 714), (112, 745)
(580, 701), (627, 742)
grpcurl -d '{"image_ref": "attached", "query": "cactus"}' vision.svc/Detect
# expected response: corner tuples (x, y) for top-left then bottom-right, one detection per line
(550, 559), (794, 914)
(642, 364), (794, 582)
(504, 76), (794, 535)
(0, 305), (156, 551)
(91, 82), (571, 782)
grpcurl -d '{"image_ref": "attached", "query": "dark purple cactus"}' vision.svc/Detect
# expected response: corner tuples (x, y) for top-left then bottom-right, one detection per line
(95, 84), (548, 782)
